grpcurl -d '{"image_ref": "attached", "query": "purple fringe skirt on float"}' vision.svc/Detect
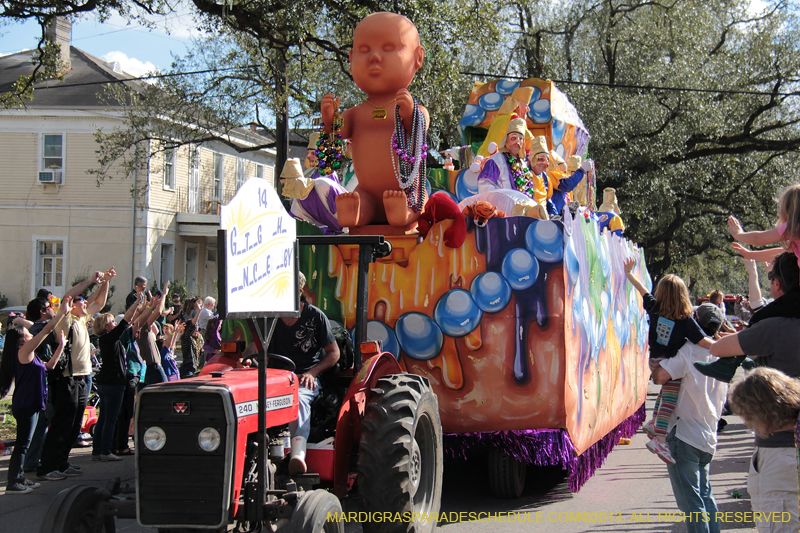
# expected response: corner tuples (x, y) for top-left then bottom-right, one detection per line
(443, 404), (646, 492)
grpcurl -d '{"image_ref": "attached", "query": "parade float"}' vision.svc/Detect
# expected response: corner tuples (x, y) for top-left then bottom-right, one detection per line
(288, 62), (650, 495)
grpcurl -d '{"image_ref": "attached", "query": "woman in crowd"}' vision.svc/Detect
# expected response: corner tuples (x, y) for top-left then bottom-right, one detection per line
(91, 296), (145, 461)
(0, 297), (72, 494)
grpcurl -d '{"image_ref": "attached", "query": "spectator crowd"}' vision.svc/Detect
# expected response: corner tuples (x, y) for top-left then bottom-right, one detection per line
(1, 271), (220, 494)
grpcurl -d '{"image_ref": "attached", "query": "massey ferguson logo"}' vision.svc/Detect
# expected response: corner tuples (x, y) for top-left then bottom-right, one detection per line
(173, 402), (190, 415)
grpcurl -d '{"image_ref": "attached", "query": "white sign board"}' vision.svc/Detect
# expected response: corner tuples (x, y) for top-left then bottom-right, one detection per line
(219, 178), (298, 317)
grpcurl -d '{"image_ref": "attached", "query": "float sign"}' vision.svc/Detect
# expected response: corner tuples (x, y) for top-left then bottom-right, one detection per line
(218, 179), (298, 318)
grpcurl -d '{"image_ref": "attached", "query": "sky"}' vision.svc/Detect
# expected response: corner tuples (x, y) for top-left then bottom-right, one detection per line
(0, 0), (773, 79)
(0, 5), (205, 76)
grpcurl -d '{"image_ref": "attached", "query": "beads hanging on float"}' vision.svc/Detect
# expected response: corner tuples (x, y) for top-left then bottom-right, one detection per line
(390, 98), (428, 213)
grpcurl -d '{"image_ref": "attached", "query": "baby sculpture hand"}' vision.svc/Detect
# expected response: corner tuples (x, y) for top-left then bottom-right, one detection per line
(321, 94), (340, 131)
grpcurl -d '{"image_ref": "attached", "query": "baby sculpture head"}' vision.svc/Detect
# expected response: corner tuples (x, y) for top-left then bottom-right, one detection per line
(349, 12), (425, 97)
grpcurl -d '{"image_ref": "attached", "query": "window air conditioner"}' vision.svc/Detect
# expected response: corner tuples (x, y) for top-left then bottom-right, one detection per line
(38, 171), (63, 184)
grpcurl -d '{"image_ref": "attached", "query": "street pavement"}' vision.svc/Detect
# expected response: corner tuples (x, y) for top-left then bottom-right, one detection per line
(0, 382), (759, 532)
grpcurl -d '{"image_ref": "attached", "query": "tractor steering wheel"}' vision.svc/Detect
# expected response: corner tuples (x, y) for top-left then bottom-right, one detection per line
(266, 353), (297, 372)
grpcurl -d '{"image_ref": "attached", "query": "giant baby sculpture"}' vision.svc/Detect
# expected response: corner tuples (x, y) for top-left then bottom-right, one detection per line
(321, 12), (429, 232)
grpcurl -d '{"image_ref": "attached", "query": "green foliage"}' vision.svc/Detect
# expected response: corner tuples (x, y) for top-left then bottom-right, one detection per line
(508, 0), (800, 279)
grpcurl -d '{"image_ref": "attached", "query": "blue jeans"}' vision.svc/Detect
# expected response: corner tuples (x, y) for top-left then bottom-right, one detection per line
(24, 401), (52, 471)
(289, 378), (320, 440)
(144, 364), (167, 387)
(666, 428), (720, 533)
(7, 407), (39, 486)
(92, 384), (126, 456)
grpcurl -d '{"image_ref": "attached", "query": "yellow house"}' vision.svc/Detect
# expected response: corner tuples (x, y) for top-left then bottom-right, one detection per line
(0, 22), (276, 311)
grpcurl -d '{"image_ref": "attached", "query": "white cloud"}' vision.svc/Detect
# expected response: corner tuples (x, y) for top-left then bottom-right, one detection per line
(102, 51), (158, 77)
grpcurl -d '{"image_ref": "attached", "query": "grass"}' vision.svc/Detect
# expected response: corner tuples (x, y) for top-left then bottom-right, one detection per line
(0, 398), (16, 441)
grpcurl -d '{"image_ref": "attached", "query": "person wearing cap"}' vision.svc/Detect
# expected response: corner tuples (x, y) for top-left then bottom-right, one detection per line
(698, 251), (800, 533)
(477, 118), (549, 217)
(268, 271), (339, 475)
(596, 188), (626, 236)
(281, 157), (347, 234)
(528, 137), (591, 218)
(477, 86), (535, 159)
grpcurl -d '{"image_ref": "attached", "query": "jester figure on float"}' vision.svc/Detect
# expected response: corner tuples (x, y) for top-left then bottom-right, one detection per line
(320, 12), (429, 232)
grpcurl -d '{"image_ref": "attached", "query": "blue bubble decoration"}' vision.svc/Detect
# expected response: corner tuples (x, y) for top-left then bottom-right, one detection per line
(478, 92), (505, 111)
(460, 104), (486, 127)
(528, 86), (542, 105)
(501, 248), (540, 290)
(552, 118), (566, 146)
(395, 313), (444, 361)
(434, 289), (483, 337)
(530, 98), (552, 124)
(366, 320), (400, 360)
(525, 220), (564, 263)
(470, 272), (513, 313)
(454, 168), (480, 202)
(495, 79), (520, 95)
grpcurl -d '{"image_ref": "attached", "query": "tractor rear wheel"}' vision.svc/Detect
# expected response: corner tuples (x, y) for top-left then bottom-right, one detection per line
(39, 485), (115, 533)
(282, 489), (344, 533)
(357, 374), (443, 533)
(487, 448), (527, 499)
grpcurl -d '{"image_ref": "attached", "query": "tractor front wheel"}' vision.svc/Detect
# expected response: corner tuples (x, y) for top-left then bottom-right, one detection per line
(358, 374), (443, 533)
(281, 489), (344, 533)
(39, 485), (115, 533)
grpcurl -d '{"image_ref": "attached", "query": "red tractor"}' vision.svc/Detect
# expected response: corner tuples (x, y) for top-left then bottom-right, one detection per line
(40, 235), (444, 533)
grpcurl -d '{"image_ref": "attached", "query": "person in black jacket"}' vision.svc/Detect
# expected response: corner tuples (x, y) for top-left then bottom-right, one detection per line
(91, 296), (144, 461)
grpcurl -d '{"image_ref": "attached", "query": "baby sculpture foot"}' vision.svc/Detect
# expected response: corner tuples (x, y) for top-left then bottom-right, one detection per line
(335, 192), (361, 228)
(384, 190), (417, 227)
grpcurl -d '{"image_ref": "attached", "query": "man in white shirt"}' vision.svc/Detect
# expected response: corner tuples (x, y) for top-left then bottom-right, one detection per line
(653, 340), (728, 533)
(197, 296), (215, 333)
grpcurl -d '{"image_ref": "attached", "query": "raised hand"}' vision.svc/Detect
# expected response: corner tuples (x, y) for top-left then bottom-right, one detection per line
(732, 242), (754, 258)
(396, 88), (414, 117)
(103, 266), (116, 282)
(321, 94), (340, 130)
(58, 330), (66, 349)
(742, 257), (757, 274)
(623, 257), (636, 274)
(728, 216), (744, 240)
(60, 296), (73, 316)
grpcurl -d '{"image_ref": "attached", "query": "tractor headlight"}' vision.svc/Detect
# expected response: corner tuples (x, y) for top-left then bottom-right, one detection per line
(143, 426), (167, 451)
(198, 427), (221, 452)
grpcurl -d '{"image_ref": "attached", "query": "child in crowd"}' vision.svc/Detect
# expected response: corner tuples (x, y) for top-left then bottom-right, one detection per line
(160, 321), (184, 382)
(728, 367), (800, 440)
(697, 184), (800, 381)
(624, 257), (714, 464)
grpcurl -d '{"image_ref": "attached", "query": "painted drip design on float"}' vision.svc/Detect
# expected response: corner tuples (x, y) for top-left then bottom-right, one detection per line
(298, 208), (651, 455)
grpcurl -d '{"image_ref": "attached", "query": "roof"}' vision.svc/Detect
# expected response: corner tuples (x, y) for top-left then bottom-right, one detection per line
(0, 46), (145, 108)
(0, 46), (275, 151)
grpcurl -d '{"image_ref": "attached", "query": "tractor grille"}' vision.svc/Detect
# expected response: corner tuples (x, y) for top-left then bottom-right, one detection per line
(136, 387), (234, 528)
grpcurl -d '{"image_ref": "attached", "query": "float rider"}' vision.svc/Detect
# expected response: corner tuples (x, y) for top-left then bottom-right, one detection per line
(529, 136), (591, 218)
(477, 117), (549, 218)
(477, 86), (535, 159)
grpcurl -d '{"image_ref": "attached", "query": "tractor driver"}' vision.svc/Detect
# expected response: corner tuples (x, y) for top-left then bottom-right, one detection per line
(268, 271), (340, 475)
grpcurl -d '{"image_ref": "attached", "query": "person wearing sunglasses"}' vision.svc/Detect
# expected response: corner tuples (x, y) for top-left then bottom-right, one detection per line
(36, 267), (116, 481)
